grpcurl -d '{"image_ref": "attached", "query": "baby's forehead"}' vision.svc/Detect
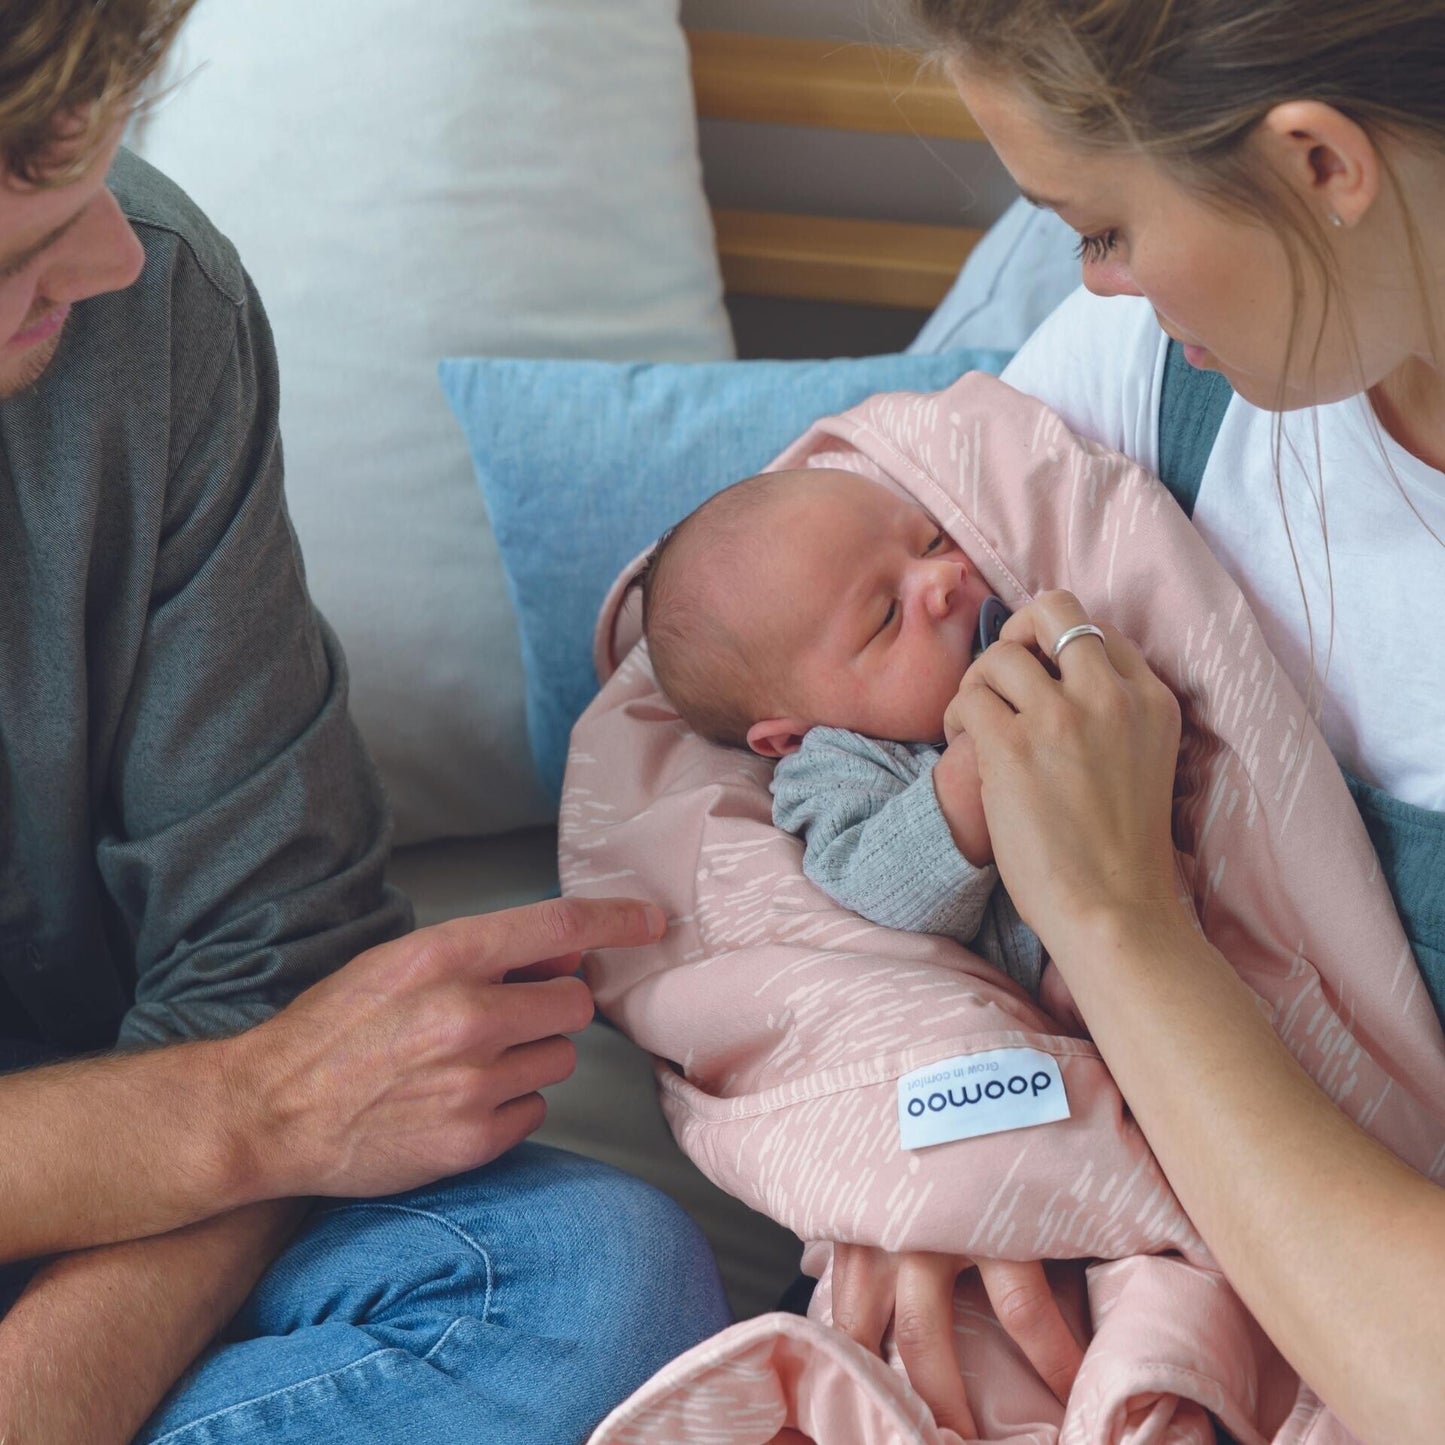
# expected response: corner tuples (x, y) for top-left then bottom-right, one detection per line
(770, 467), (926, 520)
(682, 468), (934, 603)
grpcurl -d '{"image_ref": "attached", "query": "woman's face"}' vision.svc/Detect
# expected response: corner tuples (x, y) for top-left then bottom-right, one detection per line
(952, 67), (1398, 412)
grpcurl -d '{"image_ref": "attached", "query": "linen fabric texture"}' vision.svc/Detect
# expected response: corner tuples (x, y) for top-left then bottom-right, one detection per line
(562, 373), (1445, 1444)
(133, 0), (732, 843)
(0, 149), (409, 1051)
(439, 349), (1010, 801)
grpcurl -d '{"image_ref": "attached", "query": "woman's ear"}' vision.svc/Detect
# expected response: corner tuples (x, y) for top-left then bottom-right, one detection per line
(746, 718), (811, 759)
(1256, 100), (1380, 229)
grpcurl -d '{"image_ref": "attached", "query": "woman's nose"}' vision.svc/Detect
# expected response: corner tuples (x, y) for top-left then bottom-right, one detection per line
(1083, 252), (1143, 300)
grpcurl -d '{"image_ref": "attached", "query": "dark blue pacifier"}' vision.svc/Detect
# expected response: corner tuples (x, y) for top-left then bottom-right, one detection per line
(973, 595), (1011, 662)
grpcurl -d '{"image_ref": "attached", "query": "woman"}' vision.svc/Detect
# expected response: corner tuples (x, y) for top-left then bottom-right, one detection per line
(833, 4), (1445, 1442)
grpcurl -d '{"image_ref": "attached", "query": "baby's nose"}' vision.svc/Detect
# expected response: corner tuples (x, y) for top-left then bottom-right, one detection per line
(921, 560), (964, 618)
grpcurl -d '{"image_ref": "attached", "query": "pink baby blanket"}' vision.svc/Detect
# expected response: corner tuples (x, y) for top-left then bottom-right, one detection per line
(560, 374), (1445, 1445)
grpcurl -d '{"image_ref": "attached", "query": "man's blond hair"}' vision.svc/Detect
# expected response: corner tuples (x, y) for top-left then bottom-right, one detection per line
(0, 0), (197, 183)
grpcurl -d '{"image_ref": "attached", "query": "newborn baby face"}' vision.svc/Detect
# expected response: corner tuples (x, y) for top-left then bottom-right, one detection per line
(734, 470), (993, 747)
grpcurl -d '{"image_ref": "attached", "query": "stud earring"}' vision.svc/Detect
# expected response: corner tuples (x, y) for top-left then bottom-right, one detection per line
(1328, 210), (1344, 228)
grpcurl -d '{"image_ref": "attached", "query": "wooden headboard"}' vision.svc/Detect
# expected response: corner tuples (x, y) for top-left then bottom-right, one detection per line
(686, 29), (984, 311)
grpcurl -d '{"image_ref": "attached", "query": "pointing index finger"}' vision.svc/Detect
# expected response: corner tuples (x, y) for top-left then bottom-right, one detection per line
(424, 896), (667, 981)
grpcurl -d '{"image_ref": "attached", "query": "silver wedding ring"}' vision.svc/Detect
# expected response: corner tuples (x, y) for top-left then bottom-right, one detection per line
(1051, 622), (1106, 661)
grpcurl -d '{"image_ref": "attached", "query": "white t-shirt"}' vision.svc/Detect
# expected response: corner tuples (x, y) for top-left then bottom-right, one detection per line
(1002, 288), (1445, 811)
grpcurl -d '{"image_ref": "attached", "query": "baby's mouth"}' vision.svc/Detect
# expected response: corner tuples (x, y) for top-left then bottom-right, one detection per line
(970, 596), (1010, 663)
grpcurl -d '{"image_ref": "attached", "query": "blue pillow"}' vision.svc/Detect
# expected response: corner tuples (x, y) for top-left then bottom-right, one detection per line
(440, 350), (1011, 802)
(908, 199), (1080, 356)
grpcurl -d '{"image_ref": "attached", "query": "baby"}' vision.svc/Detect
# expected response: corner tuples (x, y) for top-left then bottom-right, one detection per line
(638, 465), (1056, 1007)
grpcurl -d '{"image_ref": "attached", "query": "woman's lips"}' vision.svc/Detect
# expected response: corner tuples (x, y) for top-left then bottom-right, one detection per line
(1157, 314), (1212, 369)
(8, 303), (70, 349)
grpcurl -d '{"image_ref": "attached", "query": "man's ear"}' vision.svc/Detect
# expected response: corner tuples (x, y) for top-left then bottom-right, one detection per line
(746, 717), (811, 759)
(1256, 100), (1379, 229)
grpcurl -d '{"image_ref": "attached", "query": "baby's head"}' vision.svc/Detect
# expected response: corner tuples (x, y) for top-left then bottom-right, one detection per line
(640, 468), (993, 757)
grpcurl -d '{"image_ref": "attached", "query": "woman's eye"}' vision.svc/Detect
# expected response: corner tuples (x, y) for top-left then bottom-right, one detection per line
(923, 531), (945, 555)
(1074, 228), (1119, 264)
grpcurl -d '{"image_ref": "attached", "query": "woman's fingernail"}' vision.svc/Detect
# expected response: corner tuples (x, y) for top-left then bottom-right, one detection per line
(645, 904), (668, 937)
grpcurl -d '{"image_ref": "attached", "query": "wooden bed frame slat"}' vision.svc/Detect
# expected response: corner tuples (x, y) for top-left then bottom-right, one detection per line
(688, 29), (982, 142)
(712, 208), (981, 311)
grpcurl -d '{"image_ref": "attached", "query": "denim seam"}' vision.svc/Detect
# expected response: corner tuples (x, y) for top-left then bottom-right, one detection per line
(314, 1201), (496, 1320)
(147, 1346), (395, 1443)
(419, 1314), (471, 1365)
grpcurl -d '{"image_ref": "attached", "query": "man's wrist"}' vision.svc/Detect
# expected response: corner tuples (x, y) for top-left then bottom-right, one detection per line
(190, 1029), (289, 1212)
(0, 1033), (288, 1269)
(0, 1199), (309, 1445)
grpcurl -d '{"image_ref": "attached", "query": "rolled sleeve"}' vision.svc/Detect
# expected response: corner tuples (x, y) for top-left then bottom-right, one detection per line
(100, 272), (410, 1048)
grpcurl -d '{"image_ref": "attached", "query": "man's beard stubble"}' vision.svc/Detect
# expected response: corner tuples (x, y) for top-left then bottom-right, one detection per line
(0, 325), (63, 400)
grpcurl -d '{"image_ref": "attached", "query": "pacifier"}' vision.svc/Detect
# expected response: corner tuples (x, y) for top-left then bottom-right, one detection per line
(972, 595), (1010, 662)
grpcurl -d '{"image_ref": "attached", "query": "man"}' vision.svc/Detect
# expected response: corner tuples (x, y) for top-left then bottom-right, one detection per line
(0, 5), (728, 1441)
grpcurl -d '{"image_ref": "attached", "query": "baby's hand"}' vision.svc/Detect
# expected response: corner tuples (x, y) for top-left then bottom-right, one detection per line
(944, 662), (977, 746)
(932, 732), (993, 868)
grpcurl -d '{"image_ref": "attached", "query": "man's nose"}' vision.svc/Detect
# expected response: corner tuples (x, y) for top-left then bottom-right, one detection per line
(40, 189), (145, 306)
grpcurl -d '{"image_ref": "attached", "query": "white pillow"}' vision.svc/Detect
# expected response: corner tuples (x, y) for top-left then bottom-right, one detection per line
(135, 0), (732, 843)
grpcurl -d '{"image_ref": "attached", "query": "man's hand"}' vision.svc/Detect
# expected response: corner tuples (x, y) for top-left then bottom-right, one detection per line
(223, 896), (666, 1203)
(831, 1245), (1084, 1437)
(0, 896), (664, 1263)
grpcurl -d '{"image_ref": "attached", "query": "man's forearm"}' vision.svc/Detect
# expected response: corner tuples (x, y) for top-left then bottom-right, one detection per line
(0, 1041), (262, 1263)
(0, 1198), (304, 1445)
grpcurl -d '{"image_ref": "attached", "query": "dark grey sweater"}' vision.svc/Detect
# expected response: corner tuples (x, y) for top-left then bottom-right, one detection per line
(0, 149), (411, 1051)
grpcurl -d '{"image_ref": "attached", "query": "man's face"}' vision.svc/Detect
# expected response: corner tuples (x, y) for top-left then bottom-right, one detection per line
(0, 120), (145, 399)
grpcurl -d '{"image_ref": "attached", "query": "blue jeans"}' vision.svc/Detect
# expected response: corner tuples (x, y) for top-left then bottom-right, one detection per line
(1, 1044), (730, 1443)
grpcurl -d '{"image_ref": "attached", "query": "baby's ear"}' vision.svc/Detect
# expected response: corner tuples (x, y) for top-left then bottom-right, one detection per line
(746, 718), (810, 759)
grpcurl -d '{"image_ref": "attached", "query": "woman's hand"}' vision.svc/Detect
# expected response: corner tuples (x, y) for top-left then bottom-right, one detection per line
(945, 590), (1185, 950)
(831, 1245), (1084, 1437)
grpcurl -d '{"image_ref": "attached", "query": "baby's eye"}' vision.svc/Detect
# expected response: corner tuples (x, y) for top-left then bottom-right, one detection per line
(874, 600), (898, 638)
(923, 531), (945, 555)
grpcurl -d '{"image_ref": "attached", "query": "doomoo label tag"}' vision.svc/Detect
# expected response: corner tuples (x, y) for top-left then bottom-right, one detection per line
(897, 1048), (1070, 1150)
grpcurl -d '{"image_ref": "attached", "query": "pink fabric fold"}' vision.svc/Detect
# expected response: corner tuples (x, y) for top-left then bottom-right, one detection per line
(564, 374), (1445, 1444)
